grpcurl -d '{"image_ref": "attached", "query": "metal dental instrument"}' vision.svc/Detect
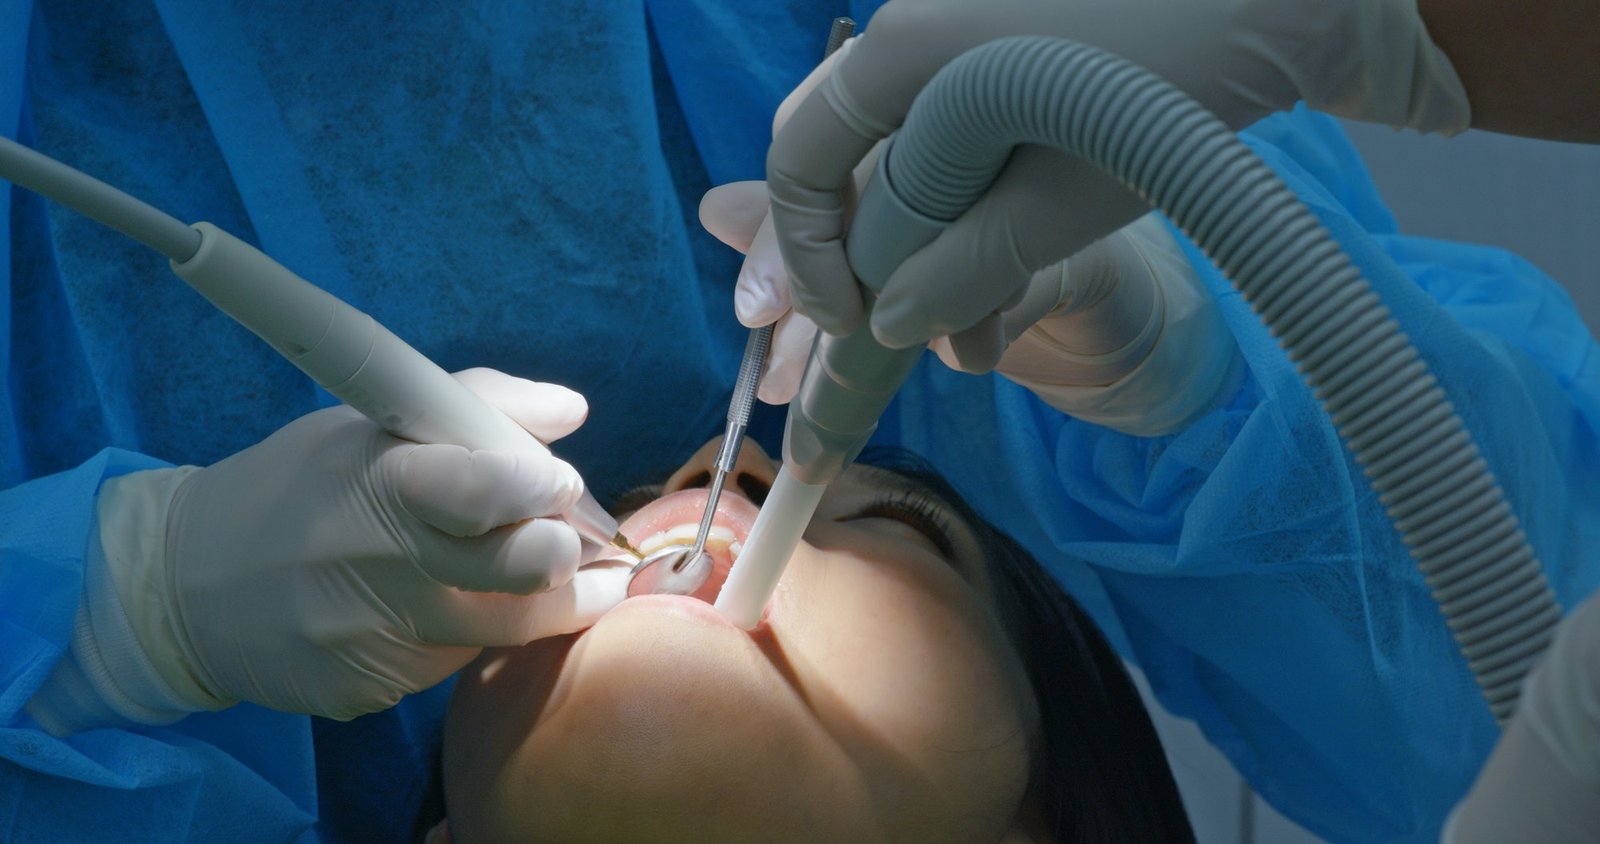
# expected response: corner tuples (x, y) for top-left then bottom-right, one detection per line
(0, 135), (641, 560)
(626, 17), (856, 599)
(626, 325), (771, 597)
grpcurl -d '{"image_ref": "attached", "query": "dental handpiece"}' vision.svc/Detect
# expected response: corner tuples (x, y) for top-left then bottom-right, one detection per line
(172, 224), (636, 555)
(0, 137), (637, 558)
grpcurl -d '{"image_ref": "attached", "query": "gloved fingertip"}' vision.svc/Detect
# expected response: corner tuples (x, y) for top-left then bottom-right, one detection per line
(553, 381), (590, 414)
(540, 388), (590, 436)
(868, 315), (925, 350)
(557, 466), (586, 511)
(576, 566), (630, 615)
(522, 567), (630, 639)
(949, 317), (1008, 374)
(928, 336), (961, 371)
(557, 399), (590, 433)
(526, 457), (584, 520)
(734, 283), (785, 327)
(506, 522), (584, 595)
(758, 364), (800, 405)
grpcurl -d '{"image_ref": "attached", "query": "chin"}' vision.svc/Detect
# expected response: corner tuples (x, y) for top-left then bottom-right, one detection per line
(446, 598), (865, 843)
(550, 590), (792, 728)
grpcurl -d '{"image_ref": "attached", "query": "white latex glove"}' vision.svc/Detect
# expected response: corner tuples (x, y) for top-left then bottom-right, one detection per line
(978, 213), (1242, 436)
(700, 179), (822, 406)
(765, 0), (1471, 350)
(1443, 590), (1600, 843)
(697, 68), (889, 405)
(26, 368), (629, 734)
(702, 180), (1237, 435)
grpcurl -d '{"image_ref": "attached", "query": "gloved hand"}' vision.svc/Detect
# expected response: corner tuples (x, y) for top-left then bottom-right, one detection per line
(765, 0), (1471, 352)
(702, 180), (1239, 435)
(1443, 590), (1600, 842)
(26, 368), (629, 734)
(700, 179), (822, 405)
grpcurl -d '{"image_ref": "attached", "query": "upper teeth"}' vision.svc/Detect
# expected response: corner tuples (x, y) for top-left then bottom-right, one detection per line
(636, 524), (741, 558)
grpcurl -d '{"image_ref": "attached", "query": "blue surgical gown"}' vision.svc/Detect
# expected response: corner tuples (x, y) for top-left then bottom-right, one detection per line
(3, 1), (1597, 842)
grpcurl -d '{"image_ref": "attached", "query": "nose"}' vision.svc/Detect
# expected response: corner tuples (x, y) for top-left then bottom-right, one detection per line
(662, 436), (778, 506)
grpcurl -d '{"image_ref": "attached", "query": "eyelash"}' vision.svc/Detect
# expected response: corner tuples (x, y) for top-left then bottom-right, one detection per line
(614, 482), (956, 556)
(610, 484), (662, 516)
(845, 491), (957, 557)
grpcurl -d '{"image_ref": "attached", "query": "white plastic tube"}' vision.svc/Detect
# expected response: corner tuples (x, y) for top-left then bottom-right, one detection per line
(714, 467), (825, 628)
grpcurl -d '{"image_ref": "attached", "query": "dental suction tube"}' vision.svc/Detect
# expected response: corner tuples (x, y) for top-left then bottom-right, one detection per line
(714, 16), (869, 628)
(786, 37), (1557, 723)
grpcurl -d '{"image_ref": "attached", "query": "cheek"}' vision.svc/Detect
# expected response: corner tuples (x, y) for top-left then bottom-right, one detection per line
(442, 639), (575, 842)
(779, 545), (1035, 822)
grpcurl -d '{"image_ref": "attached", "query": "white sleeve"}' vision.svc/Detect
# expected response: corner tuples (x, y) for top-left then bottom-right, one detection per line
(25, 468), (209, 736)
(1443, 590), (1600, 842)
(996, 214), (1243, 437)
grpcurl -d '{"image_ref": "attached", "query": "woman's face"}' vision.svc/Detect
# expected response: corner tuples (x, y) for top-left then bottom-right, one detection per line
(443, 438), (1039, 843)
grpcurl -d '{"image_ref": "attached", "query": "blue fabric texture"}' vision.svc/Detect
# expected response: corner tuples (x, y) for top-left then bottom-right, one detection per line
(3, 0), (1596, 842)
(882, 108), (1600, 842)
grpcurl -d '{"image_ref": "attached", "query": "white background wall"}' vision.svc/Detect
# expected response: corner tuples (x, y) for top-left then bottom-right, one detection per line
(1340, 121), (1600, 330)
(1132, 666), (1327, 844)
(1140, 123), (1600, 844)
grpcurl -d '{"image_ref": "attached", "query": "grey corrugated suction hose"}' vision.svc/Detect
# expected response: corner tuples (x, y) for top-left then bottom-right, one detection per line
(846, 37), (1559, 724)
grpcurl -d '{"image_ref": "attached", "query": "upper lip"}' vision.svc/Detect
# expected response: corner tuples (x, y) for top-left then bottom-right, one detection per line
(617, 487), (759, 552)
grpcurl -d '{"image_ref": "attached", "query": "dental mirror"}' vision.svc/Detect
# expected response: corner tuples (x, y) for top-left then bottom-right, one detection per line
(626, 543), (713, 598)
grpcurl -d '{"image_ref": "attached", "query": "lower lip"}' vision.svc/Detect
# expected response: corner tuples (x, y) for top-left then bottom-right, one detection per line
(607, 593), (772, 634)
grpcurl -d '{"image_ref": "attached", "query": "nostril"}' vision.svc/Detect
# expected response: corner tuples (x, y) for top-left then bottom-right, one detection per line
(736, 473), (771, 507)
(675, 470), (710, 492)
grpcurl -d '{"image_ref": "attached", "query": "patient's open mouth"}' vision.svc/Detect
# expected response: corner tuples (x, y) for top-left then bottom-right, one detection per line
(617, 489), (758, 603)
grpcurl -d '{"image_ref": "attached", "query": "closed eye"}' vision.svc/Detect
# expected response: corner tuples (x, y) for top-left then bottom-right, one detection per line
(840, 491), (956, 558)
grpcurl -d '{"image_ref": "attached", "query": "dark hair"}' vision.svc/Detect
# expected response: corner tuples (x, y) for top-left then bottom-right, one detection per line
(860, 447), (1195, 843)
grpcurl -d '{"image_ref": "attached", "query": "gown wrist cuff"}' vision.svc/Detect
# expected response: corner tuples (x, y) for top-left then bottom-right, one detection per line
(24, 468), (220, 736)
